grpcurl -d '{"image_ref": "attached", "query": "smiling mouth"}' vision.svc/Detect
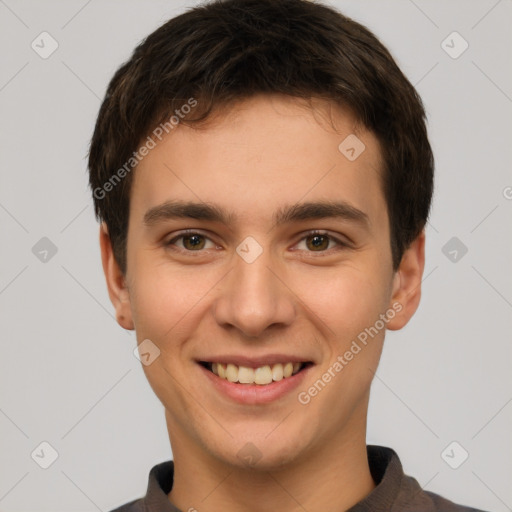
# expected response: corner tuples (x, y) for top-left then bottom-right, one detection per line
(199, 361), (313, 385)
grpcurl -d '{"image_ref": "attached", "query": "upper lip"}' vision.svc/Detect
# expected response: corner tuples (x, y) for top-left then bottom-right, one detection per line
(197, 354), (314, 367)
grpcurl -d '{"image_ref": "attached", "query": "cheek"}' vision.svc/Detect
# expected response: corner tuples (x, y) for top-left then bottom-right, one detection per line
(127, 254), (207, 343)
(291, 263), (390, 339)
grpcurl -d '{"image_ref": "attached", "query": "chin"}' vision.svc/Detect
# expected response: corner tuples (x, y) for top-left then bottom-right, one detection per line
(212, 432), (307, 472)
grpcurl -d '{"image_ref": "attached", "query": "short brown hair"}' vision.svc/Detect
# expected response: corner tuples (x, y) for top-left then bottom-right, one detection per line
(88, 0), (434, 274)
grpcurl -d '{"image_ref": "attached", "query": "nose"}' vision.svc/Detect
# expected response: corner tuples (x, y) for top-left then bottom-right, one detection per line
(212, 248), (296, 338)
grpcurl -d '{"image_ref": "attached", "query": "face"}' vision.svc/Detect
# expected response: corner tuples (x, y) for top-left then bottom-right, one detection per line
(101, 94), (424, 471)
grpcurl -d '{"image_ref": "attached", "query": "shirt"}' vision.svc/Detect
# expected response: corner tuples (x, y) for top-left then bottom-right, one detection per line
(109, 445), (488, 512)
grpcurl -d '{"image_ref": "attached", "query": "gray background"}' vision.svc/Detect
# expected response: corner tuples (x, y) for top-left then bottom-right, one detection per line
(1, 0), (511, 511)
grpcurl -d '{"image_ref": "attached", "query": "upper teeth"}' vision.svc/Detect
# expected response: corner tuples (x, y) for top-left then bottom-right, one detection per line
(211, 362), (303, 385)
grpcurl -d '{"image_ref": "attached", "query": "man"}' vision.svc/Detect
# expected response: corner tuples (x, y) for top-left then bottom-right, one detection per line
(88, 0), (487, 510)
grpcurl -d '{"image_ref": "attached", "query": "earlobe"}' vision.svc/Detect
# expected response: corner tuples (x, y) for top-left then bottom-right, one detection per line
(99, 222), (135, 330)
(386, 230), (426, 331)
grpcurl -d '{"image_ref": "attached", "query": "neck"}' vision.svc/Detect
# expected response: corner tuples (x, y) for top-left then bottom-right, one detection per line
(166, 409), (376, 512)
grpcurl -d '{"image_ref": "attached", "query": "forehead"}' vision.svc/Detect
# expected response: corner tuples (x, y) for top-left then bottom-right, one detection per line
(130, 94), (386, 229)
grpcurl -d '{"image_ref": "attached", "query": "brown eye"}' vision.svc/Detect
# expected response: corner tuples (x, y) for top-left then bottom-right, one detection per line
(166, 231), (216, 252)
(294, 231), (348, 254)
(182, 234), (206, 250)
(305, 234), (330, 251)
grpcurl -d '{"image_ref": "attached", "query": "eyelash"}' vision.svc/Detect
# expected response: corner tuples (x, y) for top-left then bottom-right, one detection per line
(165, 229), (349, 256)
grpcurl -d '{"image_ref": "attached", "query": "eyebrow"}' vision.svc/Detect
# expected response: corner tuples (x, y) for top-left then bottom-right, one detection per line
(143, 199), (370, 229)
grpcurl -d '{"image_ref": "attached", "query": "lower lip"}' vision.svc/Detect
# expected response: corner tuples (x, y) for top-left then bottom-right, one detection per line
(199, 363), (312, 405)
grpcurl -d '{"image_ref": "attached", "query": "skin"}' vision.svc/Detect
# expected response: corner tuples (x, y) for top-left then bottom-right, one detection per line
(100, 94), (425, 512)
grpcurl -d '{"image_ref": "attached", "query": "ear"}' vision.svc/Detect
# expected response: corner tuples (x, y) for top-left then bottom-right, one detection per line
(99, 222), (134, 330)
(386, 230), (426, 331)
